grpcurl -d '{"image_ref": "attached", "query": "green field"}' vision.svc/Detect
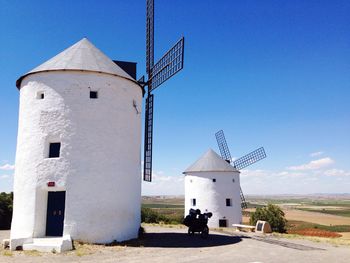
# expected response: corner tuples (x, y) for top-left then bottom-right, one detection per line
(141, 197), (185, 224)
(246, 197), (350, 207)
(142, 204), (184, 209)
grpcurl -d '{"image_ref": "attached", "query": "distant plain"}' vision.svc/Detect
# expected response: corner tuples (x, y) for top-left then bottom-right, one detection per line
(142, 194), (350, 239)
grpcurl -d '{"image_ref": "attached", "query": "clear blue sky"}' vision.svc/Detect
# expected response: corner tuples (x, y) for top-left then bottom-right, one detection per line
(1, 0), (349, 195)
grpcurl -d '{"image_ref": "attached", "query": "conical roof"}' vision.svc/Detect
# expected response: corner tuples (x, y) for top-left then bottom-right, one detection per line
(183, 149), (238, 174)
(16, 38), (135, 88)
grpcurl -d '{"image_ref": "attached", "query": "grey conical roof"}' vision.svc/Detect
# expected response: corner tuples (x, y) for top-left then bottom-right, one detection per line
(16, 38), (134, 88)
(183, 149), (238, 174)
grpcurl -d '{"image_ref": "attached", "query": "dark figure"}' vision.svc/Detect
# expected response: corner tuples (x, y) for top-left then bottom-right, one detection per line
(183, 209), (213, 238)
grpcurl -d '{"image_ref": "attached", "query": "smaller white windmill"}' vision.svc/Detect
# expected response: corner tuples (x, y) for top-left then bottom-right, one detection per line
(215, 130), (267, 209)
(184, 148), (243, 227)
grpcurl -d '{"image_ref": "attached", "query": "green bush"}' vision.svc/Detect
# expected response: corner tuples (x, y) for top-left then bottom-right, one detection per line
(141, 207), (166, 223)
(250, 204), (287, 233)
(141, 207), (183, 224)
(0, 192), (13, 230)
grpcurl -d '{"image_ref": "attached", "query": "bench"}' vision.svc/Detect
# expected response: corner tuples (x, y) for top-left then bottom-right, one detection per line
(231, 224), (255, 232)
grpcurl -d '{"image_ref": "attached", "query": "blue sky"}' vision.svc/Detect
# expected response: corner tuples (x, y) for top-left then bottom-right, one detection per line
(1, 0), (349, 195)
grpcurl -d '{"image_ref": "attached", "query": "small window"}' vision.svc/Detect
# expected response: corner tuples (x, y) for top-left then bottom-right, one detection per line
(49, 143), (61, 158)
(219, 219), (227, 227)
(191, 198), (196, 206)
(226, 198), (232, 207)
(90, 91), (98, 99)
(212, 178), (216, 182)
(37, 91), (44, 99)
(232, 178), (235, 183)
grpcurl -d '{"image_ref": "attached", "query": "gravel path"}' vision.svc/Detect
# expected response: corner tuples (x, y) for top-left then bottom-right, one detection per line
(1, 226), (350, 263)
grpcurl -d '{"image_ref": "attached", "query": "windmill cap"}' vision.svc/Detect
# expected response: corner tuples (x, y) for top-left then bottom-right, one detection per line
(183, 148), (239, 174)
(16, 38), (138, 88)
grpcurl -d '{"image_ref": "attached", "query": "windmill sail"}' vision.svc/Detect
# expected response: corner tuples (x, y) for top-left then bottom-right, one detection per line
(239, 187), (248, 209)
(233, 147), (266, 170)
(143, 94), (154, 181)
(146, 0), (154, 75)
(143, 0), (185, 182)
(150, 37), (185, 91)
(215, 130), (232, 162)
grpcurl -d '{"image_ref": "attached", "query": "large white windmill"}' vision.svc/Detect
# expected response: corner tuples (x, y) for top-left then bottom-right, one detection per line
(10, 38), (143, 252)
(10, 0), (185, 252)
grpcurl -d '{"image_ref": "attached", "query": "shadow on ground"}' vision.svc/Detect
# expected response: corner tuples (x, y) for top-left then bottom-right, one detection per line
(125, 232), (246, 248)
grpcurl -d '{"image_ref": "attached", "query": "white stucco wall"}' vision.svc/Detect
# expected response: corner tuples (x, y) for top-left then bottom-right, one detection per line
(184, 171), (242, 228)
(11, 71), (142, 245)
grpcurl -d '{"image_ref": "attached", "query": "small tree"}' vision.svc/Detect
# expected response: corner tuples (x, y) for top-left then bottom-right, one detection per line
(141, 207), (161, 223)
(249, 204), (287, 233)
(141, 207), (183, 224)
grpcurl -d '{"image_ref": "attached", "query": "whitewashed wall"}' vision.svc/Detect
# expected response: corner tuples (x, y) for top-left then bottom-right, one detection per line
(184, 171), (242, 228)
(11, 71), (142, 246)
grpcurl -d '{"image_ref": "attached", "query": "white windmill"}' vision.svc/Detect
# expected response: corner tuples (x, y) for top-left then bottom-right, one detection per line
(10, 38), (143, 252)
(10, 0), (185, 252)
(184, 130), (266, 228)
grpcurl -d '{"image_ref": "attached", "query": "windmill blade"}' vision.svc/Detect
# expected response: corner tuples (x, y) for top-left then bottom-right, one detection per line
(143, 94), (154, 181)
(240, 187), (248, 209)
(233, 147), (266, 170)
(215, 130), (232, 162)
(149, 37), (185, 92)
(146, 0), (154, 75)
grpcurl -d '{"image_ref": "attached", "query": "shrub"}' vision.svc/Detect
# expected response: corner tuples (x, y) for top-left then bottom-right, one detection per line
(141, 207), (183, 224)
(141, 207), (168, 223)
(0, 192), (13, 230)
(250, 204), (287, 233)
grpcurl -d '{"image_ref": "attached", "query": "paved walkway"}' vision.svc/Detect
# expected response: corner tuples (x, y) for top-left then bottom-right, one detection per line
(1, 226), (349, 262)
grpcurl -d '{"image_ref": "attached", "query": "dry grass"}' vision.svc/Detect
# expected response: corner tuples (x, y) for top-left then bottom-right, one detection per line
(71, 238), (143, 257)
(2, 250), (13, 256)
(273, 233), (350, 247)
(23, 250), (42, 256)
(142, 222), (186, 229)
(73, 241), (104, 257)
(288, 228), (341, 238)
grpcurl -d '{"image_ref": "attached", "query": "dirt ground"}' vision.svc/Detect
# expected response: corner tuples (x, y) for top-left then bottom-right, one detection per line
(340, 232), (350, 240)
(283, 209), (350, 226)
(1, 225), (350, 263)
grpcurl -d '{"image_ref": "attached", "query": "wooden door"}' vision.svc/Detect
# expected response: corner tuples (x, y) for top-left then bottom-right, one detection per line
(46, 191), (65, 236)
